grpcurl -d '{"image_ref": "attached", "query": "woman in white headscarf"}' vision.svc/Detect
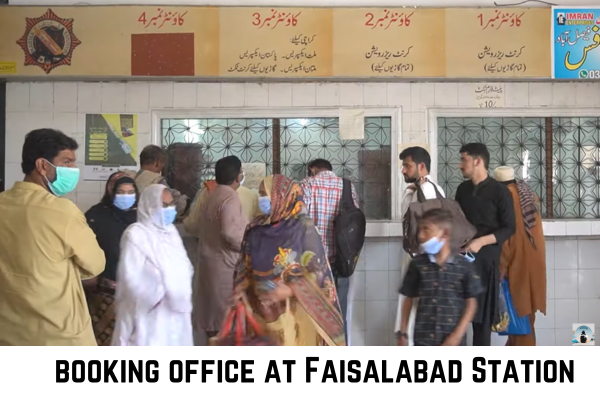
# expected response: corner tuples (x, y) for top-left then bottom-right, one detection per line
(112, 184), (194, 346)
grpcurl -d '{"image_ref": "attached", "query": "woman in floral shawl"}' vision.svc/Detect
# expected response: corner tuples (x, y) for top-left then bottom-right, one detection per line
(233, 174), (345, 346)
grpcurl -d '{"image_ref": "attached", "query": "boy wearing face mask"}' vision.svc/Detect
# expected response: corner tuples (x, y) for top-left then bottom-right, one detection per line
(397, 209), (481, 346)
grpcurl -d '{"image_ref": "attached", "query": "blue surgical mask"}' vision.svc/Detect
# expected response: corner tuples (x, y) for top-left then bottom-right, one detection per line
(113, 194), (136, 210)
(162, 206), (177, 226)
(420, 236), (445, 255)
(44, 160), (79, 197)
(258, 196), (271, 215)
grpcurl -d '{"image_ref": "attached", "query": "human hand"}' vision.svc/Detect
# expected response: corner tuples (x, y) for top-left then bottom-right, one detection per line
(259, 283), (292, 307)
(397, 336), (408, 346)
(463, 238), (483, 254)
(82, 277), (98, 290)
(232, 287), (247, 303)
(442, 333), (462, 346)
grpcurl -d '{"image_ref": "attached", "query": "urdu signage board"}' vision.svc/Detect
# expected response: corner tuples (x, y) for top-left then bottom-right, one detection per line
(552, 7), (600, 79)
(0, 6), (553, 79)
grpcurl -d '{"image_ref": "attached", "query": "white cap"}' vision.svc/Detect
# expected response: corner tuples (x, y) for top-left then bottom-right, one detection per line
(493, 166), (515, 182)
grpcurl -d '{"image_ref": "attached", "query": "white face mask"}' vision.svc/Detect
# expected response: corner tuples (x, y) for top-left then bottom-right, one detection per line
(239, 172), (245, 186)
(162, 206), (177, 226)
(258, 196), (271, 215)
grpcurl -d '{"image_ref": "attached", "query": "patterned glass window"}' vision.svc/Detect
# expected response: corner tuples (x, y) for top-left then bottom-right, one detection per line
(162, 117), (392, 220)
(438, 117), (600, 219)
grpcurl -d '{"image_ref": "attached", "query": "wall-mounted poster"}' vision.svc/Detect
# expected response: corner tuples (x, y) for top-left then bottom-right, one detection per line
(552, 7), (600, 79)
(85, 114), (138, 181)
(241, 162), (266, 190)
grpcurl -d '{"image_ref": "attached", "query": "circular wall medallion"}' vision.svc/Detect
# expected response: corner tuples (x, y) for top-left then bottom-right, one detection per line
(16, 8), (81, 74)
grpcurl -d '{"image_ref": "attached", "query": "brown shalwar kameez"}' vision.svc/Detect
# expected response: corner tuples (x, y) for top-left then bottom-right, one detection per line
(499, 183), (546, 346)
(194, 185), (248, 333)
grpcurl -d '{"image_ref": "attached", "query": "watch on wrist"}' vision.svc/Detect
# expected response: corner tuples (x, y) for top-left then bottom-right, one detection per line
(396, 331), (408, 339)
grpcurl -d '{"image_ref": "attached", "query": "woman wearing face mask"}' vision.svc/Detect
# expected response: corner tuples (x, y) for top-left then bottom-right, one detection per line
(112, 184), (193, 346)
(228, 174), (345, 346)
(84, 171), (138, 345)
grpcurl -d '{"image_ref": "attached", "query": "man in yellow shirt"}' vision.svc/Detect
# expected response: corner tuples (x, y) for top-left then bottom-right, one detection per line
(0, 129), (105, 346)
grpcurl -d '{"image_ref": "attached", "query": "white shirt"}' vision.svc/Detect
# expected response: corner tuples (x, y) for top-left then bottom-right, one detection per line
(112, 184), (194, 346)
(400, 175), (446, 216)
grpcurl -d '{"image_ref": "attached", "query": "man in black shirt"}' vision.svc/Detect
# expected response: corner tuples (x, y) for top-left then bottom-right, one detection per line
(455, 143), (515, 346)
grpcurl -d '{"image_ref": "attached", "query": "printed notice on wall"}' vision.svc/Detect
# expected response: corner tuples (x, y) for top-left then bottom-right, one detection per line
(469, 83), (505, 108)
(85, 114), (138, 181)
(339, 108), (365, 140)
(242, 163), (267, 190)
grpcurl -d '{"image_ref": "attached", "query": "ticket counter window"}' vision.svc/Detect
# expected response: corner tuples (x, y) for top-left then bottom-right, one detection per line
(437, 116), (600, 219)
(161, 117), (392, 220)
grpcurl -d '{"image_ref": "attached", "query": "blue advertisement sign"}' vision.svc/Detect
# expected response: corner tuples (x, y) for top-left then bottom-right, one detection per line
(552, 7), (600, 79)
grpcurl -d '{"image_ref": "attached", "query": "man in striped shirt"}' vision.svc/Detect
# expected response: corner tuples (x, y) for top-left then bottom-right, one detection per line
(301, 159), (359, 343)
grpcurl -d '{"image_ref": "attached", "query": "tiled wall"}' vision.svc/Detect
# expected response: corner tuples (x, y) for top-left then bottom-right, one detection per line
(7, 81), (600, 207)
(5, 81), (600, 345)
(356, 237), (600, 346)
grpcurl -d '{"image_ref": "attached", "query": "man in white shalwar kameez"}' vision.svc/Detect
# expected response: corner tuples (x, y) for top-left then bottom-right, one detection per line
(395, 147), (444, 346)
(112, 184), (194, 346)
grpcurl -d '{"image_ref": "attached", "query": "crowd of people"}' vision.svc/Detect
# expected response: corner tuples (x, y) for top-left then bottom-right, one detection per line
(0, 128), (545, 346)
(396, 145), (545, 346)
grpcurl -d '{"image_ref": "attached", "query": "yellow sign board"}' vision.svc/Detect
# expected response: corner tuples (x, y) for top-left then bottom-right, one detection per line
(0, 61), (16, 74)
(0, 6), (552, 78)
(0, 6), (218, 77)
(219, 7), (333, 77)
(445, 8), (551, 78)
(333, 8), (446, 77)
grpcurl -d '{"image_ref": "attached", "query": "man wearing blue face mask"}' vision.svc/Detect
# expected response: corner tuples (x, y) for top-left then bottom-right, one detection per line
(397, 209), (481, 346)
(0, 129), (105, 346)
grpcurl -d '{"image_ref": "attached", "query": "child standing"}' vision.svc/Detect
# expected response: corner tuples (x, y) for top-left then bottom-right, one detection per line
(397, 208), (481, 346)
